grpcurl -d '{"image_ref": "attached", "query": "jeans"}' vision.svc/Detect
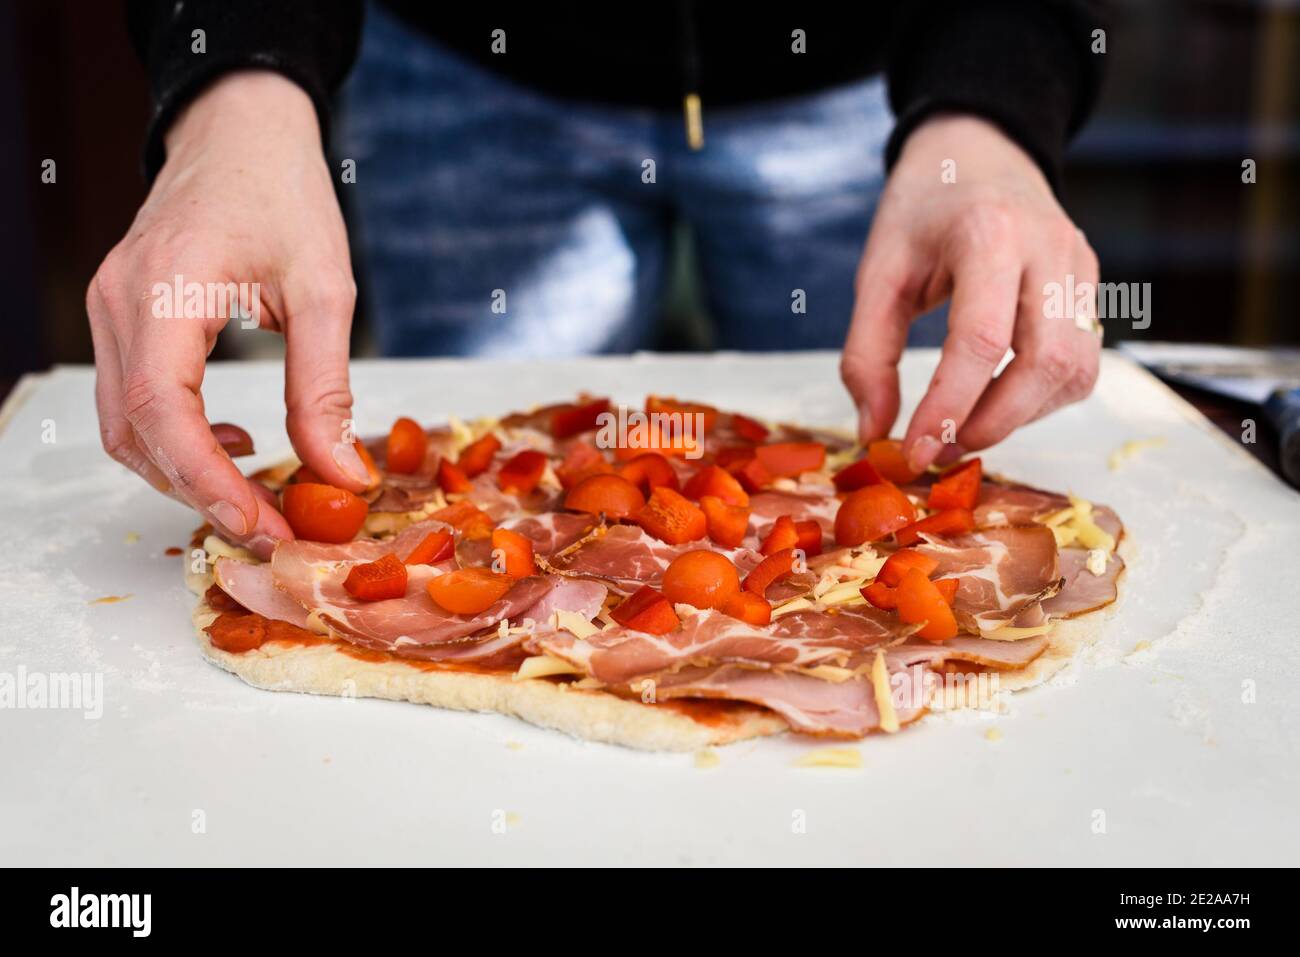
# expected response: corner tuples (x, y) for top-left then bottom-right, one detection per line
(337, 3), (945, 357)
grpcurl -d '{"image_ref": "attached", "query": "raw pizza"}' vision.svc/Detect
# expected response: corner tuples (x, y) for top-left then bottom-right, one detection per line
(185, 396), (1125, 751)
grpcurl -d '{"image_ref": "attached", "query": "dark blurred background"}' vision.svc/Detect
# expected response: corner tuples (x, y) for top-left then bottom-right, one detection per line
(2, 0), (1297, 399)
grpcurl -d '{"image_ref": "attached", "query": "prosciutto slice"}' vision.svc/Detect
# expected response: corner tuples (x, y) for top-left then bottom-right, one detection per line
(649, 662), (928, 738)
(212, 558), (313, 630)
(268, 531), (555, 659)
(882, 634), (1049, 671)
(918, 526), (1062, 633)
(747, 488), (839, 544)
(528, 605), (907, 685)
(543, 524), (756, 595)
(1042, 547), (1124, 618)
(457, 511), (596, 568)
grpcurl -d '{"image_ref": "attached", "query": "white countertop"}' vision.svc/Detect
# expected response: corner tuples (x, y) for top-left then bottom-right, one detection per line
(1, 351), (1297, 866)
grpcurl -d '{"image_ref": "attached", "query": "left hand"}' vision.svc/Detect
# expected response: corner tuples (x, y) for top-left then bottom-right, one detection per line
(840, 113), (1101, 472)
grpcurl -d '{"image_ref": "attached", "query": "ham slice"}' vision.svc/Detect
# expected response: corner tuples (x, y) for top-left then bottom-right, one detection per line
(542, 524), (755, 595)
(267, 527), (556, 659)
(1042, 547), (1124, 618)
(919, 526), (1061, 633)
(212, 559), (313, 630)
(528, 605), (907, 685)
(883, 634), (1049, 671)
(649, 662), (928, 738)
(747, 488), (839, 544)
(457, 511), (596, 568)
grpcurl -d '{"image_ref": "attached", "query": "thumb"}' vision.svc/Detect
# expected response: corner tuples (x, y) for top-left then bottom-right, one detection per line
(280, 269), (370, 492)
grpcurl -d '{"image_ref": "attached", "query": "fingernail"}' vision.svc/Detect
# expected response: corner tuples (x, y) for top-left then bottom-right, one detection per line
(936, 443), (967, 467)
(332, 441), (370, 486)
(907, 435), (941, 473)
(858, 405), (875, 442)
(209, 500), (249, 537)
(245, 533), (280, 560)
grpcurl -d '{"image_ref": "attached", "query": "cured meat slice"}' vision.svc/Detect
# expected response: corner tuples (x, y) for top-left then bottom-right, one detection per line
(882, 634), (1049, 671)
(212, 558), (313, 630)
(649, 662), (927, 738)
(528, 605), (906, 685)
(905, 476), (1123, 541)
(269, 533), (555, 659)
(542, 524), (756, 595)
(747, 488), (839, 542)
(457, 511), (597, 568)
(524, 578), (608, 625)
(1042, 547), (1124, 618)
(917, 526), (1061, 633)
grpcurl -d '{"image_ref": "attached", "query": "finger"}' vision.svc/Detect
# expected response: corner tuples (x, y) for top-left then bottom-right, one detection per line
(280, 269), (370, 491)
(841, 242), (918, 442)
(903, 245), (1020, 471)
(959, 239), (1101, 449)
(87, 278), (175, 494)
(121, 315), (293, 552)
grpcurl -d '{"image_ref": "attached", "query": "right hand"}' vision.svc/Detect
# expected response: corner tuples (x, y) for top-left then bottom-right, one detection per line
(88, 71), (367, 559)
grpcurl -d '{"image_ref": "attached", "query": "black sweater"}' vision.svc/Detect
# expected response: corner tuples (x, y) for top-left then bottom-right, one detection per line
(126, 1), (1109, 190)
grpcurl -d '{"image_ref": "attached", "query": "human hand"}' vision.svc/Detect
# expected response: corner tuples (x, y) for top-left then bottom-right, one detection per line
(87, 71), (365, 558)
(841, 114), (1101, 472)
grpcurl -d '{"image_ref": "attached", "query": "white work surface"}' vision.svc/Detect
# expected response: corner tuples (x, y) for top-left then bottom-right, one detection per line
(2, 352), (1297, 866)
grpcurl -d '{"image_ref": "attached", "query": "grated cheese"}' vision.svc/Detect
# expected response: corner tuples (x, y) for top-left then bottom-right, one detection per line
(793, 747), (863, 768)
(1086, 548), (1109, 576)
(693, 750), (721, 769)
(800, 664), (856, 683)
(979, 623), (1054, 641)
(551, 609), (599, 639)
(771, 596), (815, 618)
(203, 534), (258, 564)
(1108, 437), (1166, 471)
(513, 655), (586, 681)
(870, 651), (900, 733)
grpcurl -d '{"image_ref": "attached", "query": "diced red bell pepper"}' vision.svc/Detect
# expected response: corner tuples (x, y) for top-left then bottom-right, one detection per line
(456, 433), (502, 478)
(618, 452), (680, 495)
(934, 577), (959, 606)
(877, 548), (940, 587)
(437, 458), (472, 494)
(404, 529), (455, 565)
(610, 584), (680, 635)
(550, 397), (610, 439)
(721, 589), (772, 626)
(754, 441), (826, 478)
(896, 567), (958, 641)
(556, 441), (613, 489)
(683, 464), (749, 506)
(645, 395), (719, 433)
(700, 496), (750, 548)
(759, 514), (800, 556)
(343, 553), (408, 601)
(491, 527), (536, 577)
(636, 486), (707, 544)
(743, 547), (796, 598)
(794, 519), (823, 557)
(861, 580), (898, 611)
(730, 413), (769, 443)
(431, 500), (495, 540)
(725, 455), (774, 493)
(893, 508), (976, 547)
(927, 457), (982, 511)
(833, 483), (916, 547)
(832, 457), (884, 492)
(867, 439), (921, 484)
(386, 417), (427, 474)
(497, 449), (548, 495)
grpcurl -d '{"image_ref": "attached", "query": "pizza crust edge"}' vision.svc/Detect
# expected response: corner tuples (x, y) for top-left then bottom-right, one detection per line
(185, 563), (788, 752)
